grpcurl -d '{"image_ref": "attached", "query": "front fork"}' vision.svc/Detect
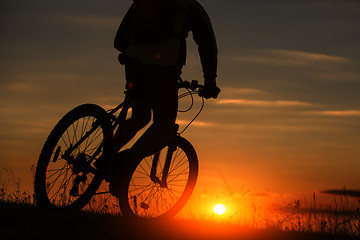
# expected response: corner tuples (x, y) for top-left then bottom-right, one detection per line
(149, 124), (179, 188)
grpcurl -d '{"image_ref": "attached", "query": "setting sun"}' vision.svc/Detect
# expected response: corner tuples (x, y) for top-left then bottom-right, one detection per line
(213, 204), (226, 215)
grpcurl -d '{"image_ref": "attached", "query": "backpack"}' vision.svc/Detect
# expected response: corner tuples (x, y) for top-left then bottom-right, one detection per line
(126, 0), (194, 65)
(131, 0), (177, 43)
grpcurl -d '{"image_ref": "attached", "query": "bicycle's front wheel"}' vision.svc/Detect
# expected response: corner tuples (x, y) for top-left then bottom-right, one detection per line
(34, 104), (113, 210)
(119, 136), (198, 219)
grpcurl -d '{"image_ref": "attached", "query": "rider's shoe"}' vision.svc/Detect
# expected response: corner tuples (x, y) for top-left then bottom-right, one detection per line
(109, 149), (137, 198)
(93, 156), (111, 182)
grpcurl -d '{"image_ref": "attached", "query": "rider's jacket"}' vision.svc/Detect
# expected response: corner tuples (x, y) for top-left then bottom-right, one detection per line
(114, 0), (217, 82)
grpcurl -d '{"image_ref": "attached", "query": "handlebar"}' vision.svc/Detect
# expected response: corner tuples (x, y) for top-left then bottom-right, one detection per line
(178, 78), (203, 91)
(177, 78), (205, 134)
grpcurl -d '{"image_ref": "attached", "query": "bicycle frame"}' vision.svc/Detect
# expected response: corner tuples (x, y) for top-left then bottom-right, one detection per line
(35, 73), (204, 216)
(64, 78), (203, 192)
(106, 78), (203, 188)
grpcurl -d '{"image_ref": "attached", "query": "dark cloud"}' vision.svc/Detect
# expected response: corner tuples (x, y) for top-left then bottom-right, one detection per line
(209, 0), (360, 59)
(321, 189), (360, 198)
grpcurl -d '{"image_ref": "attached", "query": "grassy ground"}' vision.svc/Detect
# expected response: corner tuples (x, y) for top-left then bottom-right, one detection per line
(1, 200), (357, 240)
(1, 169), (359, 239)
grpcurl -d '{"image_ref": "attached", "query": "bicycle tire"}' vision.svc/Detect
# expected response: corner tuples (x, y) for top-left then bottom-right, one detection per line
(119, 136), (198, 219)
(34, 104), (113, 210)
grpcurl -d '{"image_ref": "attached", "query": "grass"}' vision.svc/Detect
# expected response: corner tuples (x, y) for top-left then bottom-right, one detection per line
(271, 197), (360, 236)
(1, 200), (357, 240)
(1, 168), (359, 239)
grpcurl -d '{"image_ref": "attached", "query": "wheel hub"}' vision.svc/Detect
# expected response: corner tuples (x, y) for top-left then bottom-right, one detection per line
(72, 152), (90, 174)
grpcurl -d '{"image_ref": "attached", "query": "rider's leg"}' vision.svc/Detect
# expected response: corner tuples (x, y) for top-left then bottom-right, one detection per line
(112, 104), (151, 153)
(128, 65), (179, 162)
(112, 63), (152, 153)
(129, 116), (176, 161)
(109, 65), (179, 196)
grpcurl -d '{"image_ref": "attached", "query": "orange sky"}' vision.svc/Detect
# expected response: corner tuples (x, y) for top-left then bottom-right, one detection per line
(1, 0), (360, 214)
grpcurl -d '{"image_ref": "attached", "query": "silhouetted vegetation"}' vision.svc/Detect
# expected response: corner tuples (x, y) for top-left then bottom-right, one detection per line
(1, 168), (359, 239)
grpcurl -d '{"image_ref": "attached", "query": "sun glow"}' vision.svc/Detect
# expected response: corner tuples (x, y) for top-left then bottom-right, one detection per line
(213, 204), (226, 215)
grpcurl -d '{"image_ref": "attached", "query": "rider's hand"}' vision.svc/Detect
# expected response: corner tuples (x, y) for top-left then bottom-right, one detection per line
(199, 84), (221, 99)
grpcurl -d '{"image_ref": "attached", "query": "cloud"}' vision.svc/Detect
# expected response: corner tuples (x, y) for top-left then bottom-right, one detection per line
(313, 73), (360, 83)
(57, 14), (120, 29)
(306, 110), (360, 116)
(5, 82), (37, 93)
(266, 49), (349, 62)
(217, 99), (315, 107)
(177, 120), (215, 128)
(176, 118), (331, 133)
(321, 189), (360, 198)
(220, 87), (268, 96)
(236, 49), (350, 67)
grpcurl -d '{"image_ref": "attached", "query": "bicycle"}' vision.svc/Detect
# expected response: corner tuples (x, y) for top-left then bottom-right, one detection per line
(34, 77), (205, 219)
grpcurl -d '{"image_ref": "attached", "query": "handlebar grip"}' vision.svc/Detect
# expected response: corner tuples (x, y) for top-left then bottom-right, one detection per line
(198, 85), (220, 99)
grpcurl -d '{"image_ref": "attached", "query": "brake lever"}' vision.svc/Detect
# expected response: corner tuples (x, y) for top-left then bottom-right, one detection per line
(190, 80), (199, 91)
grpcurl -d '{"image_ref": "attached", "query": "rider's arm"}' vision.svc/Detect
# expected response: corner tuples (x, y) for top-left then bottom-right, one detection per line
(188, 2), (218, 87)
(114, 5), (135, 53)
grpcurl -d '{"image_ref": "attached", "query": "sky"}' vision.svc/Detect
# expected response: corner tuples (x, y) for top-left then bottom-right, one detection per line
(1, 0), (360, 212)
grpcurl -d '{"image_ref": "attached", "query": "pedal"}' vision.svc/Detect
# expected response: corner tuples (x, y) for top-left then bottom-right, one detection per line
(69, 185), (79, 197)
(93, 156), (111, 182)
(140, 202), (150, 210)
(69, 174), (87, 197)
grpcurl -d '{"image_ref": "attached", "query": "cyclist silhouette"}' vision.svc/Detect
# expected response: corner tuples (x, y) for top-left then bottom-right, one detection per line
(109, 0), (220, 197)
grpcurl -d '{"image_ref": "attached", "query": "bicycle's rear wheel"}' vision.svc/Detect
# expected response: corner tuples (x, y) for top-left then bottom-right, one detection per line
(119, 136), (198, 219)
(34, 104), (113, 210)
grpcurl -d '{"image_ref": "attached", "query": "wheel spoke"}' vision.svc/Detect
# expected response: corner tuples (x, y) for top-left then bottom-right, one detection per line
(46, 165), (70, 194)
(50, 167), (72, 202)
